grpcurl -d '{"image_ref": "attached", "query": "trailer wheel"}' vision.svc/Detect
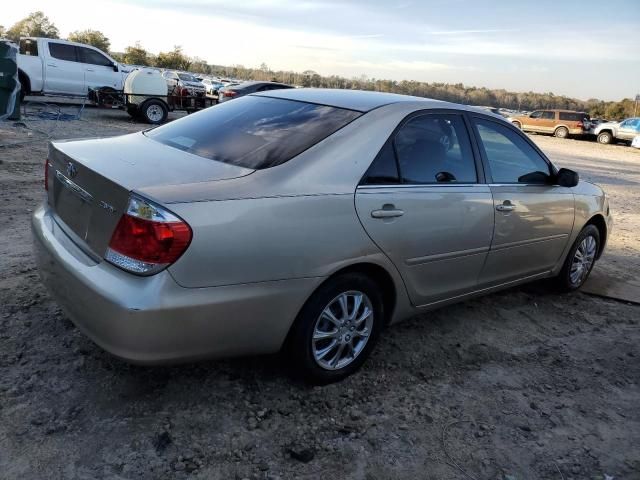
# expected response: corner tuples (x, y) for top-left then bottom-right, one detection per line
(140, 99), (168, 124)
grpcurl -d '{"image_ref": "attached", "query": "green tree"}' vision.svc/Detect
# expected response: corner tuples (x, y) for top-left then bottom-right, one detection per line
(155, 46), (190, 70)
(122, 42), (152, 66)
(0, 25), (6, 38)
(6, 11), (59, 42)
(68, 29), (110, 52)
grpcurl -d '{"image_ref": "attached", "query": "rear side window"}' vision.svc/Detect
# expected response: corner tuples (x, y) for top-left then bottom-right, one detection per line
(559, 112), (589, 121)
(146, 96), (361, 169)
(49, 43), (77, 62)
(394, 114), (477, 184)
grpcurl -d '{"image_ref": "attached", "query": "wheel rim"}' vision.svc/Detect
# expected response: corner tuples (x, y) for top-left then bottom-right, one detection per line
(557, 128), (567, 138)
(570, 235), (597, 285)
(599, 134), (609, 144)
(146, 105), (163, 122)
(312, 290), (374, 371)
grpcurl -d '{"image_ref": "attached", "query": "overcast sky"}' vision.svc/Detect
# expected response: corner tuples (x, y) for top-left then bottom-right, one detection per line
(5, 0), (639, 100)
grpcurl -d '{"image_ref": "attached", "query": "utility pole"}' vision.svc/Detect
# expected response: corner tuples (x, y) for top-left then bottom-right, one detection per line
(635, 94), (639, 117)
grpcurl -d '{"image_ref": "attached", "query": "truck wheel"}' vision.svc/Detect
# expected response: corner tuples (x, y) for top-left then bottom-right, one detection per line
(597, 131), (612, 144)
(554, 126), (569, 139)
(140, 99), (168, 124)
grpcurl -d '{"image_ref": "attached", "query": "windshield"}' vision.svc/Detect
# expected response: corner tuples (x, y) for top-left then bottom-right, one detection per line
(177, 73), (198, 82)
(145, 96), (361, 169)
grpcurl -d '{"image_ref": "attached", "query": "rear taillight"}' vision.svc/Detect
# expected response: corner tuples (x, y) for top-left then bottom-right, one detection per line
(577, 122), (584, 129)
(105, 196), (192, 275)
(223, 90), (237, 97)
(45, 159), (49, 191)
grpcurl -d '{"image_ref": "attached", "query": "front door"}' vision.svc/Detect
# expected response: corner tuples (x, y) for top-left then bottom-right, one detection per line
(617, 118), (640, 140)
(78, 46), (122, 91)
(355, 112), (494, 306)
(538, 110), (557, 134)
(44, 42), (85, 95)
(471, 116), (575, 286)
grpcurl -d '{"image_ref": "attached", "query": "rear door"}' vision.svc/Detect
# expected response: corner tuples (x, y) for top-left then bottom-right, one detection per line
(355, 111), (494, 306)
(44, 42), (85, 95)
(470, 116), (575, 286)
(78, 46), (121, 91)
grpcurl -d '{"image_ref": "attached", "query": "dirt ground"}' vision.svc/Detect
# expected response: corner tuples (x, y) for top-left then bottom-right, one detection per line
(1, 104), (639, 480)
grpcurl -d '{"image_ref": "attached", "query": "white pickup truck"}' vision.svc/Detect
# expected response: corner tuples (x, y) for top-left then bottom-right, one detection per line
(17, 37), (130, 98)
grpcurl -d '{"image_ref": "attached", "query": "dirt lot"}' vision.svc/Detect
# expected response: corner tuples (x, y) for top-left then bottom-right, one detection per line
(1, 106), (639, 480)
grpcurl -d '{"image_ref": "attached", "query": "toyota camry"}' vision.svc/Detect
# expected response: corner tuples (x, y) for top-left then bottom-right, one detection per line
(33, 89), (612, 383)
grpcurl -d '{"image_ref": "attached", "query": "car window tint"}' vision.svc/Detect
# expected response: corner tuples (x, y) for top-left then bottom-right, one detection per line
(394, 114), (477, 184)
(146, 96), (361, 169)
(79, 47), (112, 67)
(363, 142), (399, 184)
(19, 39), (38, 56)
(49, 43), (77, 62)
(474, 118), (551, 184)
(540, 111), (555, 120)
(530, 111), (542, 119)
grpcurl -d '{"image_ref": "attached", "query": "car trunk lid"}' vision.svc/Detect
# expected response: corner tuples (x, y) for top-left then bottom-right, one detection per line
(47, 133), (253, 258)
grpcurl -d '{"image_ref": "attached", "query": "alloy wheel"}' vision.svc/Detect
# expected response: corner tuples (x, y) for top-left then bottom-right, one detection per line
(570, 235), (597, 286)
(311, 291), (374, 370)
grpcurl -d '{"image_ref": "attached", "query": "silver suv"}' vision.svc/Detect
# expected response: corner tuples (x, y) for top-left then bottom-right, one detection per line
(593, 117), (640, 144)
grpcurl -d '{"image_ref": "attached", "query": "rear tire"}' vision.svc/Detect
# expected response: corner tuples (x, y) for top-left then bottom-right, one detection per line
(597, 131), (612, 144)
(139, 99), (168, 124)
(555, 225), (600, 292)
(286, 273), (384, 384)
(555, 126), (569, 139)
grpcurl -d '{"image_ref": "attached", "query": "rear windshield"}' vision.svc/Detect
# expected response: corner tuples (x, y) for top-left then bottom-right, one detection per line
(559, 112), (590, 121)
(145, 96), (362, 169)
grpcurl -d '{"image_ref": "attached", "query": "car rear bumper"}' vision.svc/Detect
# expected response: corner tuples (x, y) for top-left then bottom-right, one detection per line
(32, 203), (317, 364)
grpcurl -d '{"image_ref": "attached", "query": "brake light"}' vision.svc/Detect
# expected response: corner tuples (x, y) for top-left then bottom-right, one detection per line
(105, 196), (192, 275)
(577, 122), (584, 129)
(44, 159), (49, 191)
(223, 90), (237, 97)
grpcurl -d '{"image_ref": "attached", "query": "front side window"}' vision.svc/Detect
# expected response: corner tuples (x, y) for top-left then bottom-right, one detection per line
(394, 114), (477, 184)
(474, 118), (552, 184)
(79, 47), (113, 67)
(146, 96), (361, 169)
(540, 111), (555, 120)
(19, 39), (38, 56)
(49, 43), (77, 62)
(530, 111), (542, 119)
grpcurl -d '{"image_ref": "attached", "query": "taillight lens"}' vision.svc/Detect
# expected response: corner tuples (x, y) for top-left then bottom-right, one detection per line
(223, 90), (237, 97)
(105, 196), (192, 275)
(45, 159), (49, 191)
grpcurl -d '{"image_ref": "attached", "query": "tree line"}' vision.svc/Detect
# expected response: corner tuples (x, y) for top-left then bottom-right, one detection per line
(2, 11), (637, 119)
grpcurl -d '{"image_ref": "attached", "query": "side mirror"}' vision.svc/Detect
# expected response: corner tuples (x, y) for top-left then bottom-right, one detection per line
(435, 171), (457, 183)
(113, 63), (119, 72)
(556, 168), (579, 187)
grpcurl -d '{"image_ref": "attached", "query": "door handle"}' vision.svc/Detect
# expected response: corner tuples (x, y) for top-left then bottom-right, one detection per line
(46, 63), (57, 67)
(496, 200), (515, 212)
(371, 206), (404, 218)
(86, 68), (95, 72)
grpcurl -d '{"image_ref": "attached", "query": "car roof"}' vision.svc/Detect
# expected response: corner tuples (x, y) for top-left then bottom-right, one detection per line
(252, 88), (451, 112)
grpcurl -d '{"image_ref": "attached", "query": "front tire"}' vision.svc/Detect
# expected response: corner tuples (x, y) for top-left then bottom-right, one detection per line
(597, 131), (612, 144)
(287, 273), (384, 384)
(556, 225), (600, 292)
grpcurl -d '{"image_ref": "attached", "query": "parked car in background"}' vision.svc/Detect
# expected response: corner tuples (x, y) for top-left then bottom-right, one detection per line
(33, 89), (611, 383)
(201, 78), (224, 97)
(162, 71), (206, 98)
(17, 37), (130, 99)
(593, 117), (640, 144)
(217, 81), (293, 103)
(509, 110), (590, 138)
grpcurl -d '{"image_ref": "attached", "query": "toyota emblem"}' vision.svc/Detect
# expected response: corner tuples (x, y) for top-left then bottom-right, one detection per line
(66, 162), (78, 178)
